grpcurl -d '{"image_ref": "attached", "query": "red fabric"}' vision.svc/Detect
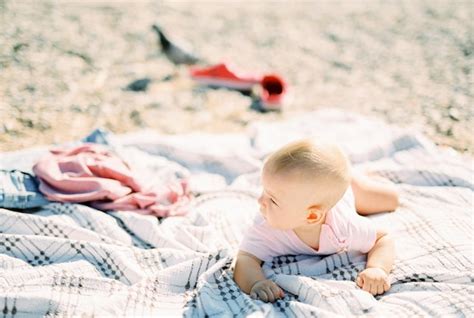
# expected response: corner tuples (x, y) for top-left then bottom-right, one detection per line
(33, 144), (191, 217)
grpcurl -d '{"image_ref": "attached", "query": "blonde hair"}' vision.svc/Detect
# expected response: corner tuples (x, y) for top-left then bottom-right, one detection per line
(264, 139), (351, 208)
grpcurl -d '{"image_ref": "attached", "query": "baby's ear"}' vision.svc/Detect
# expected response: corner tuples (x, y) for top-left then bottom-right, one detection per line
(306, 205), (325, 224)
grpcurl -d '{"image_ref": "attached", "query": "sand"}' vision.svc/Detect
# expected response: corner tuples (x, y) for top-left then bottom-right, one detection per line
(1, 1), (472, 154)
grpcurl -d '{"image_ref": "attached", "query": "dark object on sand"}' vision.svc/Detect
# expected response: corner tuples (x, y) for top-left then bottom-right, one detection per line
(126, 78), (152, 92)
(152, 24), (200, 66)
(250, 98), (277, 114)
(161, 74), (174, 82)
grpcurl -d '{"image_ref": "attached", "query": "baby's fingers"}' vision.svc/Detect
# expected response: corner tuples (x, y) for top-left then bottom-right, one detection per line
(264, 287), (276, 303)
(269, 284), (284, 300)
(362, 281), (372, 293)
(376, 282), (384, 295)
(369, 282), (379, 295)
(356, 276), (364, 288)
(256, 289), (269, 302)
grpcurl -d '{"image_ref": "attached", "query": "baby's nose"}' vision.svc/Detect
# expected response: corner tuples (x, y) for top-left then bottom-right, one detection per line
(258, 195), (265, 207)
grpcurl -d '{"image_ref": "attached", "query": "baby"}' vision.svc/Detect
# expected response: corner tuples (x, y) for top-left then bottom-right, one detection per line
(233, 139), (398, 302)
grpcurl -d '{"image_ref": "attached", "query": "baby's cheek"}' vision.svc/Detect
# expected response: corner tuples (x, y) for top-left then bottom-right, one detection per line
(268, 212), (283, 227)
(266, 210), (276, 223)
(268, 207), (277, 218)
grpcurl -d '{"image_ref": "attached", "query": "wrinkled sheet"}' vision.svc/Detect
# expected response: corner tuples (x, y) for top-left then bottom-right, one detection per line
(0, 109), (472, 317)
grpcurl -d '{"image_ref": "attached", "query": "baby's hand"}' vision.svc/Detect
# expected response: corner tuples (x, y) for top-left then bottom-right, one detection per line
(250, 279), (285, 303)
(356, 267), (391, 296)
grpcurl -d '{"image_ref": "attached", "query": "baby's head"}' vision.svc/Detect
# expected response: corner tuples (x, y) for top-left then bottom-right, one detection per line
(258, 139), (351, 230)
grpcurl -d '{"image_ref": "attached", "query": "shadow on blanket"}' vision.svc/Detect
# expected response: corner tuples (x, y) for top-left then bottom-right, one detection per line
(0, 110), (472, 317)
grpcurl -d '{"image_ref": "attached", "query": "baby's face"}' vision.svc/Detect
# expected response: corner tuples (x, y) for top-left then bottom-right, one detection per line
(258, 167), (326, 230)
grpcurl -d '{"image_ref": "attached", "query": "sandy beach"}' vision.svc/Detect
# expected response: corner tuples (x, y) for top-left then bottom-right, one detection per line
(1, 1), (472, 154)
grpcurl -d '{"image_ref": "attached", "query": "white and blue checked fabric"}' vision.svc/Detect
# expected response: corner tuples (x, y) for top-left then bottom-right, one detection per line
(0, 110), (472, 317)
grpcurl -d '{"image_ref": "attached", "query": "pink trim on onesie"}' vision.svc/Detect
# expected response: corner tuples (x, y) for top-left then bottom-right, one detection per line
(239, 186), (377, 262)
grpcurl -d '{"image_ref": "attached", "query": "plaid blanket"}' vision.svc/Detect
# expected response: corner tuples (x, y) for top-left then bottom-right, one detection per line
(0, 110), (472, 317)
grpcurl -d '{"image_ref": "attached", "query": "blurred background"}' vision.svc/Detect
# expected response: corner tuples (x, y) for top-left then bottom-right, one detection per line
(0, 1), (472, 154)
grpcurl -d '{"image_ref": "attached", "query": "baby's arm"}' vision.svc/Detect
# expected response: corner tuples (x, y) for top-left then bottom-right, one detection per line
(234, 251), (266, 293)
(356, 230), (395, 295)
(233, 250), (284, 302)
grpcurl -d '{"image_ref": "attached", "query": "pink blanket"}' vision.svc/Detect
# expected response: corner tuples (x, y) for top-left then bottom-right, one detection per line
(33, 144), (191, 217)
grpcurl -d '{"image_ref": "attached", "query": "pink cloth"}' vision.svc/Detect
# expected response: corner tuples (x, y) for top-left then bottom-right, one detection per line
(239, 186), (377, 262)
(33, 144), (191, 217)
